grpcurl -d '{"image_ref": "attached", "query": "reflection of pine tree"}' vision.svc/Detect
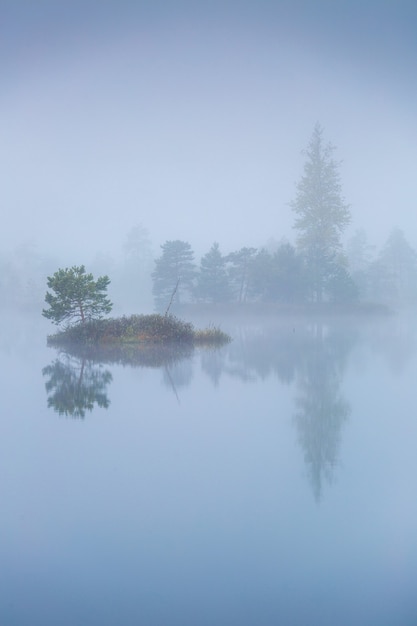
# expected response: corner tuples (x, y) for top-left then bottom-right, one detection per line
(43, 356), (112, 418)
(293, 324), (350, 501)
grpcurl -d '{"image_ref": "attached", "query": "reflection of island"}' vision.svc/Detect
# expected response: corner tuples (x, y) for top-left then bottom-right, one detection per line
(42, 356), (112, 418)
(51, 341), (194, 369)
(43, 341), (196, 416)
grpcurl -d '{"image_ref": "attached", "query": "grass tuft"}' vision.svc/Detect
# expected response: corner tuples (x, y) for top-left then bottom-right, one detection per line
(193, 325), (232, 346)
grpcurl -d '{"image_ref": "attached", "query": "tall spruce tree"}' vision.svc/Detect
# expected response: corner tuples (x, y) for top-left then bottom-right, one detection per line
(291, 123), (351, 302)
(152, 240), (196, 311)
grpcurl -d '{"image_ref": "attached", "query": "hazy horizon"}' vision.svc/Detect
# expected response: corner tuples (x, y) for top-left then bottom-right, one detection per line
(2, 1), (417, 263)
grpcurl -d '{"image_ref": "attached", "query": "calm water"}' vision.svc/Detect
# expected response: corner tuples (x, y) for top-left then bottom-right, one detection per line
(1, 312), (417, 625)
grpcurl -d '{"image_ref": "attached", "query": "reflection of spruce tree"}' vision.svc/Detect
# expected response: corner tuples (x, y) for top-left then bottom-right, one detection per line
(43, 356), (112, 418)
(293, 324), (350, 502)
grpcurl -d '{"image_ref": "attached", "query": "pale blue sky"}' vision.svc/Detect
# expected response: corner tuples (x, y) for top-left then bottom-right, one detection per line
(2, 1), (417, 261)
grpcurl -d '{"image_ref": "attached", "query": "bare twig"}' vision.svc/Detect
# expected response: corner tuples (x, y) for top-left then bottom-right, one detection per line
(164, 278), (180, 317)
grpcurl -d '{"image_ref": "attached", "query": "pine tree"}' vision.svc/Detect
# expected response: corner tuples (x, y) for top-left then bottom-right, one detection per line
(152, 240), (196, 311)
(226, 247), (257, 303)
(42, 265), (112, 326)
(196, 242), (231, 303)
(291, 123), (351, 302)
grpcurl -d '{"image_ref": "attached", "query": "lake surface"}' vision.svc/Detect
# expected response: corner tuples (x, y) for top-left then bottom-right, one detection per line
(1, 312), (417, 625)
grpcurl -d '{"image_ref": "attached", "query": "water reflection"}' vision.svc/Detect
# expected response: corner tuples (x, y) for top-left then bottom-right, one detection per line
(162, 358), (194, 403)
(293, 323), (351, 501)
(42, 315), (417, 499)
(200, 346), (227, 387)
(42, 356), (112, 418)
(216, 319), (354, 500)
(225, 323), (303, 384)
(43, 342), (195, 416)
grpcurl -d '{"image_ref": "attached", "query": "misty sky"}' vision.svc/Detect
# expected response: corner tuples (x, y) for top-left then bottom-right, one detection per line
(2, 0), (417, 262)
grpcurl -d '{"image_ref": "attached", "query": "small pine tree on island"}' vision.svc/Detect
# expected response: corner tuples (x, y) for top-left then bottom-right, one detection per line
(42, 265), (113, 327)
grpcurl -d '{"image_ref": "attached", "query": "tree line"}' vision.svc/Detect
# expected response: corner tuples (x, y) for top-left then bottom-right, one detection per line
(151, 124), (417, 310)
(151, 229), (417, 310)
(3, 123), (417, 315)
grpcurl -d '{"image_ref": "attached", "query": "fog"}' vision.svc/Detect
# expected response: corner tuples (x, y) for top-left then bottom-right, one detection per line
(2, 0), (417, 269)
(3, 7), (417, 621)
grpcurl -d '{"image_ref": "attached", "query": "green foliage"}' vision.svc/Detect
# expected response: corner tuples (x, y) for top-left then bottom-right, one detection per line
(152, 240), (196, 311)
(42, 265), (113, 326)
(196, 242), (232, 303)
(226, 247), (257, 303)
(291, 123), (351, 302)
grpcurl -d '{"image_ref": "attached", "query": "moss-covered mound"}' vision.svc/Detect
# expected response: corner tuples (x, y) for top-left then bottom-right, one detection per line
(47, 314), (231, 348)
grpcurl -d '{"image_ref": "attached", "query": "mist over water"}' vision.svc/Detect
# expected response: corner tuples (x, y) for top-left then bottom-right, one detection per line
(2, 2), (417, 623)
(2, 310), (417, 625)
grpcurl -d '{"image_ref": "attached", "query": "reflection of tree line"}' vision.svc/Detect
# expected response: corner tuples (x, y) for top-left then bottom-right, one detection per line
(42, 317), (416, 498)
(42, 322), (354, 499)
(200, 320), (354, 500)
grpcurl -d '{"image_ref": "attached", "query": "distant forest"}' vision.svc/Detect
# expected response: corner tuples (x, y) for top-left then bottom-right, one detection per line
(149, 228), (417, 312)
(3, 223), (417, 316)
(2, 125), (417, 314)
(1, 223), (417, 316)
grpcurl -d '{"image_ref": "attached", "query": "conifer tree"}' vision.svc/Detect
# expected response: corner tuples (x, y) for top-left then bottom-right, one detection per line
(226, 247), (257, 303)
(152, 240), (196, 310)
(291, 123), (351, 302)
(42, 265), (112, 326)
(196, 242), (231, 303)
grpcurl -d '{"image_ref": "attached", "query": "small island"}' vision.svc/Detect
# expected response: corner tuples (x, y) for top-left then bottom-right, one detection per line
(42, 265), (231, 351)
(47, 313), (230, 348)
